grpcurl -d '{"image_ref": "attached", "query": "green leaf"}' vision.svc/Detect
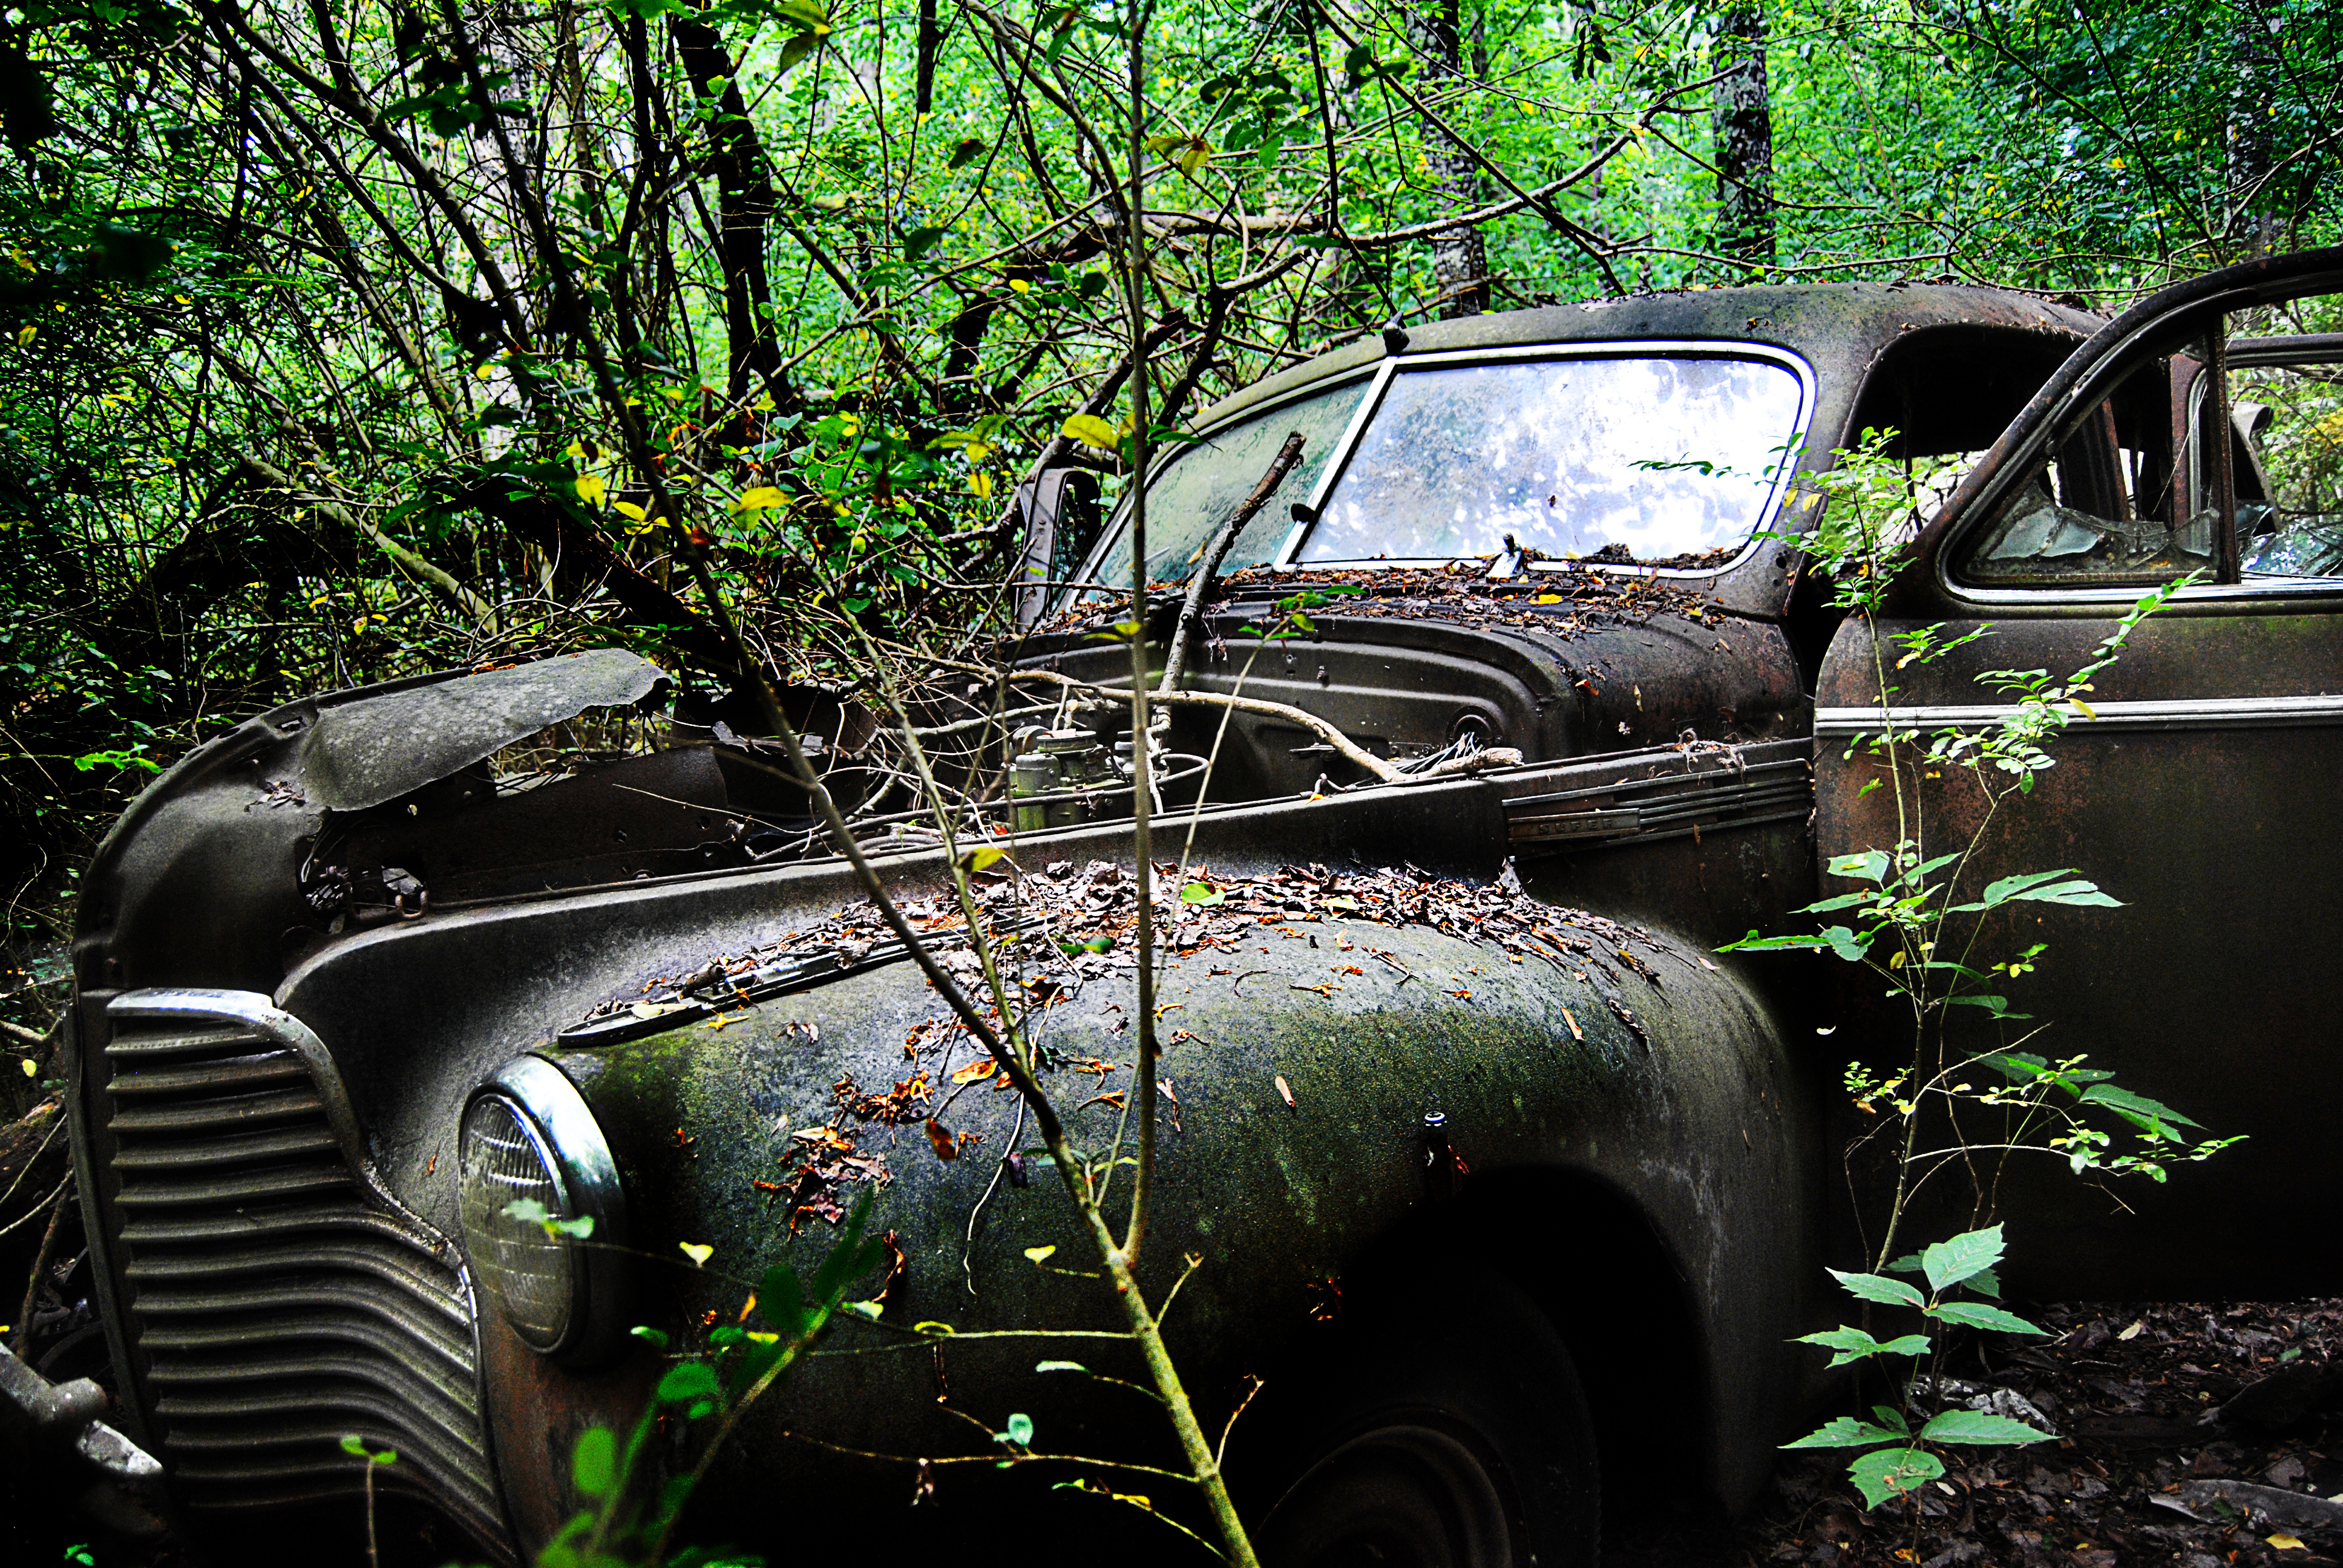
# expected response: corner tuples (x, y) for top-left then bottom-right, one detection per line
(1782, 1416), (1909, 1449)
(571, 1426), (617, 1498)
(1035, 1360), (1087, 1373)
(958, 843), (1009, 874)
(758, 1264), (808, 1342)
(1970, 869), (2124, 909)
(1794, 1326), (1933, 1368)
(1920, 1226), (2005, 1293)
(1717, 926), (1870, 961)
(631, 1325), (670, 1350)
(777, 28), (823, 73)
(1001, 1412), (1035, 1446)
(1827, 849), (1891, 883)
(1828, 1268), (1925, 1308)
(1717, 930), (1836, 952)
(1928, 1301), (2049, 1336)
(1941, 995), (2019, 1016)
(657, 1362), (721, 1404)
(1179, 882), (1226, 905)
(1917, 1410), (2057, 1445)
(1980, 1050), (2051, 1083)
(1822, 926), (1872, 962)
(1061, 413), (1122, 450)
(2078, 1082), (2202, 1134)
(1849, 1446), (1945, 1509)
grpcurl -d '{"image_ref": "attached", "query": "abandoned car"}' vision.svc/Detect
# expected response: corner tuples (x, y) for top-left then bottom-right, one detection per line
(59, 246), (2343, 1564)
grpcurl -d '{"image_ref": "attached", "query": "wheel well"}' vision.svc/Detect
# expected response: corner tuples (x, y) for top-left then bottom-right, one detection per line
(1348, 1166), (1722, 1522)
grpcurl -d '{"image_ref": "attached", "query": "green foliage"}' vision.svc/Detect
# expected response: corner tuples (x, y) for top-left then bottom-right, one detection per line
(1734, 431), (2234, 1518)
(1726, 431), (2232, 1184)
(1787, 1227), (2056, 1509)
(537, 1192), (883, 1568)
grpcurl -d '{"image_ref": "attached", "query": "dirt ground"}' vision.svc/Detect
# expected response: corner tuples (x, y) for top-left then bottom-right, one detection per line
(1675, 1299), (2343, 1568)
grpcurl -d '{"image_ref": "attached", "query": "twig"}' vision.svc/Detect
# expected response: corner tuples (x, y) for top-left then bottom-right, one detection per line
(1010, 667), (1405, 783)
(1158, 431), (1306, 693)
(11, 1184), (70, 1356)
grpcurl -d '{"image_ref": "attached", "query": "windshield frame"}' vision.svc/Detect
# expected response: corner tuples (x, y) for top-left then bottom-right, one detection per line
(1067, 337), (1818, 604)
(1277, 339), (1818, 574)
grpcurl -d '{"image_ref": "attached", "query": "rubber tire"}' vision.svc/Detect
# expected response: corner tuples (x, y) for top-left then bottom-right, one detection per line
(1246, 1269), (1601, 1568)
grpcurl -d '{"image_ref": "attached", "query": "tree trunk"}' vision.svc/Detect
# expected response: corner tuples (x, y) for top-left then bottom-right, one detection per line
(1407, 0), (1489, 318)
(916, 0), (939, 116)
(1711, 2), (1775, 267)
(2227, 3), (2281, 258)
(671, 18), (785, 399)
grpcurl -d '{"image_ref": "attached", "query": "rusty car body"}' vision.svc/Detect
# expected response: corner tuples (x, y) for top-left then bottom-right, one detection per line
(59, 248), (2343, 1565)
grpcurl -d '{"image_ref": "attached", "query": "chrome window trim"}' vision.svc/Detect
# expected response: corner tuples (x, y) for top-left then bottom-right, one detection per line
(1273, 339), (1818, 578)
(1816, 693), (2343, 737)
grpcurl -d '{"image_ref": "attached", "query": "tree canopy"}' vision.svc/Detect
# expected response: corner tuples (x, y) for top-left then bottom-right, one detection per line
(2, 0), (2338, 944)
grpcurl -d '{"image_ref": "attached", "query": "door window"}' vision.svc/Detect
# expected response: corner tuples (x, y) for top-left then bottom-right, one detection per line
(2207, 339), (2343, 581)
(1955, 357), (2201, 584)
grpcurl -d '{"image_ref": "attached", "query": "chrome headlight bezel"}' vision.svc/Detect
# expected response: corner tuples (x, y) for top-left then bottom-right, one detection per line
(458, 1055), (631, 1368)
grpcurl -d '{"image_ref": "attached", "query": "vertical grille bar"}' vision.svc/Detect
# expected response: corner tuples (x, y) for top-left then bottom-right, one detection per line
(102, 992), (512, 1560)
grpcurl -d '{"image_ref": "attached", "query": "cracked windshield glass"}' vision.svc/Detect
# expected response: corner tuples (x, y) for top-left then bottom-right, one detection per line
(1300, 353), (1806, 566)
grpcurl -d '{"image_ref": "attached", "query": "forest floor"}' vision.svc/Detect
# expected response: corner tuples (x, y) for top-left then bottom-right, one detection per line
(1665, 1298), (2343, 1568)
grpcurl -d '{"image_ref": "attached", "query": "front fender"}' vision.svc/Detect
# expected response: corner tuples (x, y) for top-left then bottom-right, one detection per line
(500, 893), (1814, 1546)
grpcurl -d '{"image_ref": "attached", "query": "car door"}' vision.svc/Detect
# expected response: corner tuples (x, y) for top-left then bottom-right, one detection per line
(1813, 247), (2343, 1299)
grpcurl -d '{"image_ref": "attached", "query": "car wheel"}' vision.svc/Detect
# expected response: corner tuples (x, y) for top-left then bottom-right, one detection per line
(1249, 1270), (1599, 1568)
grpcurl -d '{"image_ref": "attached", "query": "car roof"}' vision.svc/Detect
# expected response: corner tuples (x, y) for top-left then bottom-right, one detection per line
(1190, 282), (2109, 434)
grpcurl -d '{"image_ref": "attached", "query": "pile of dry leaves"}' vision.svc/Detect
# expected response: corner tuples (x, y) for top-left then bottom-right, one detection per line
(586, 858), (1676, 1047)
(1029, 559), (1727, 641)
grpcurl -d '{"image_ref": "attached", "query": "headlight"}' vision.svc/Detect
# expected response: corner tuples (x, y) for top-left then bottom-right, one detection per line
(457, 1056), (630, 1367)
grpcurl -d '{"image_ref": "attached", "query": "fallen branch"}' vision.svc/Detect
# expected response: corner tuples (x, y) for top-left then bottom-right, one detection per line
(1158, 431), (1305, 694)
(1011, 666), (1524, 785)
(237, 452), (497, 626)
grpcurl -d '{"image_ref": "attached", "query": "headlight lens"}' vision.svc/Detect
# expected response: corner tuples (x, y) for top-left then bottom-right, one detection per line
(458, 1094), (575, 1350)
(456, 1056), (629, 1366)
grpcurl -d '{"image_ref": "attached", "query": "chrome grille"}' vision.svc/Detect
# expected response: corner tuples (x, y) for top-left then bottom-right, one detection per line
(102, 999), (510, 1557)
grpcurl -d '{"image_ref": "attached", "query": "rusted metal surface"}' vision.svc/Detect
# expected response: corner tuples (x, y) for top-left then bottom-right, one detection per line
(1819, 245), (2343, 1300)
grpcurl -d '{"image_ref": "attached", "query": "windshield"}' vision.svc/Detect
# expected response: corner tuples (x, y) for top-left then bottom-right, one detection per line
(1089, 380), (1370, 592)
(1299, 353), (1807, 565)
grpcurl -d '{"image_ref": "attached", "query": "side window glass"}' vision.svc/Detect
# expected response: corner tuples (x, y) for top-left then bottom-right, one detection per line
(2219, 339), (2343, 581)
(1957, 359), (2198, 583)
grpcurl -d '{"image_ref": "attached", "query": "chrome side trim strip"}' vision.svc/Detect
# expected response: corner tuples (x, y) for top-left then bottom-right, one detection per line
(1814, 693), (2343, 737)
